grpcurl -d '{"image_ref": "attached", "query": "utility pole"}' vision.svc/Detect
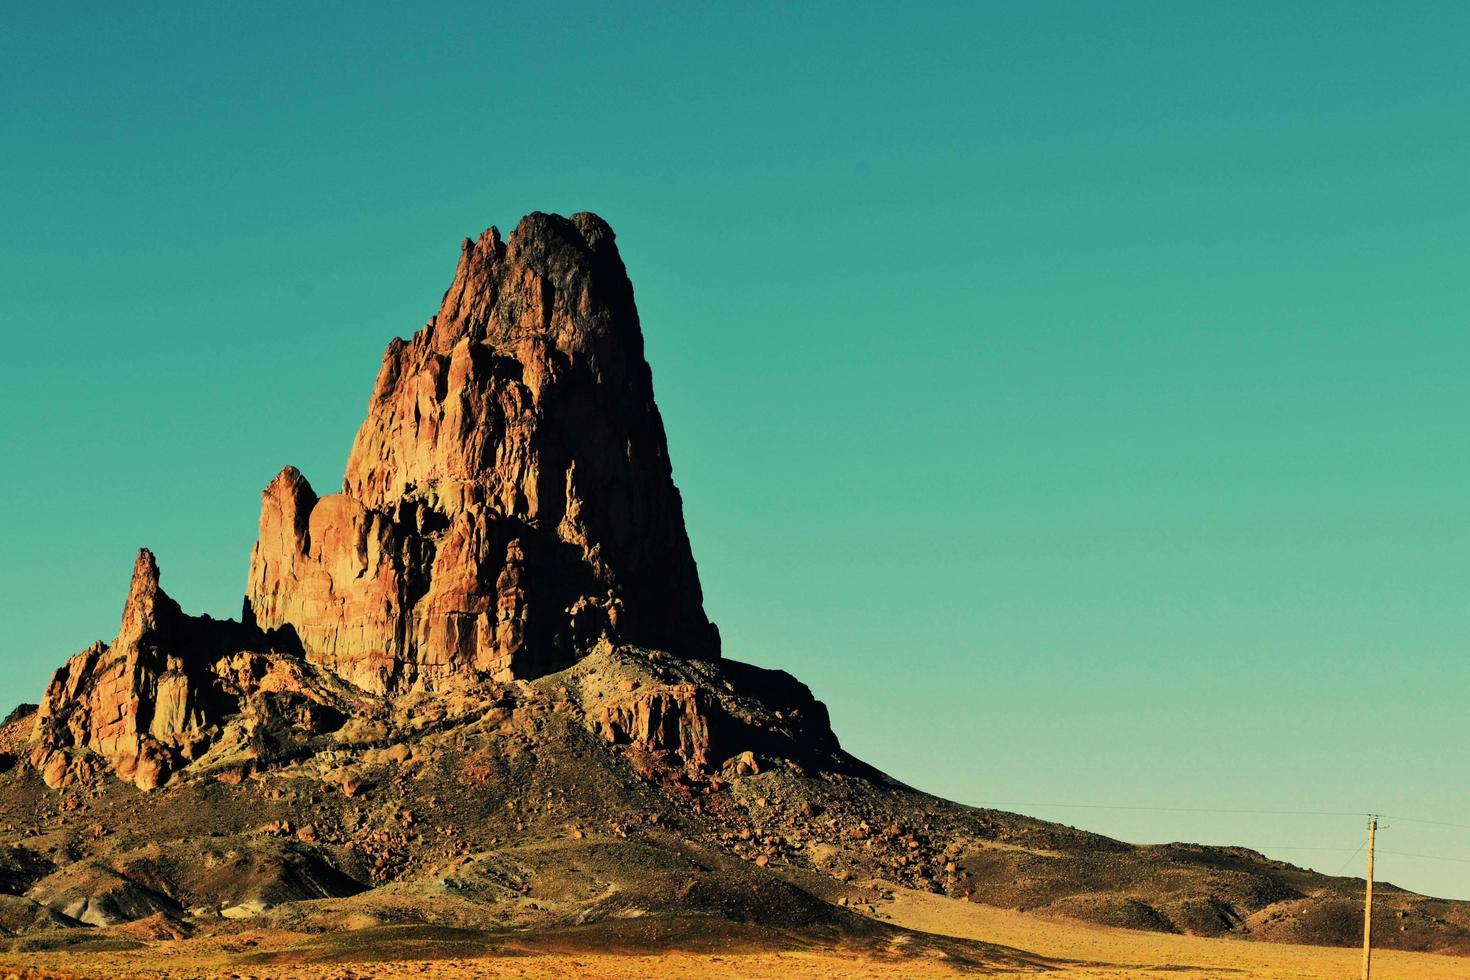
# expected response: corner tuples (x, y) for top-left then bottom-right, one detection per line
(1362, 814), (1377, 980)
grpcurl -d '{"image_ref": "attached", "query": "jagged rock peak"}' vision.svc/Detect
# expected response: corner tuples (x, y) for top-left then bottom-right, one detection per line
(117, 548), (183, 649)
(247, 211), (719, 694)
(29, 211), (730, 793)
(428, 212), (632, 360)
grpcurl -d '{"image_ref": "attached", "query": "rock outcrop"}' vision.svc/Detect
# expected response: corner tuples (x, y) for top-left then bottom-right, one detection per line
(565, 649), (844, 777)
(30, 211), (730, 789)
(245, 212), (719, 694)
(32, 550), (204, 791)
(595, 684), (720, 768)
(31, 550), (349, 791)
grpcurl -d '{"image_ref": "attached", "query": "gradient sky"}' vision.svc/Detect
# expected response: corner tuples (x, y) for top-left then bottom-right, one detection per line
(2, 4), (1467, 899)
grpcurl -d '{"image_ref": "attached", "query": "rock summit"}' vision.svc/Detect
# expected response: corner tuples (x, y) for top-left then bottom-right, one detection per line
(32, 212), (731, 791)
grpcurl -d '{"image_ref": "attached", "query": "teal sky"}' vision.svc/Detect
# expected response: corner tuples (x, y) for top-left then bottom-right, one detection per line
(3, 4), (1468, 899)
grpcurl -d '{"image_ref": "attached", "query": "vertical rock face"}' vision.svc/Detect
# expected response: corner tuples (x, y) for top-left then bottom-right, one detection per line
(245, 212), (719, 694)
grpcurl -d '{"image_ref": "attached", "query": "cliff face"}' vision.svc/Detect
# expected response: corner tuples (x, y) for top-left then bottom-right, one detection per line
(245, 212), (718, 694)
(32, 212), (731, 789)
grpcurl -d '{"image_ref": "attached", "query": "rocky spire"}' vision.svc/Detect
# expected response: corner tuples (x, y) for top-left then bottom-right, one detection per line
(29, 212), (728, 792)
(32, 546), (347, 792)
(32, 549), (196, 790)
(116, 548), (183, 649)
(246, 212), (719, 694)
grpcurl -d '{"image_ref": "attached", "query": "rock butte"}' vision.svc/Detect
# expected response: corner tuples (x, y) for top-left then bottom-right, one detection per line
(12, 212), (1470, 959)
(31, 211), (736, 791)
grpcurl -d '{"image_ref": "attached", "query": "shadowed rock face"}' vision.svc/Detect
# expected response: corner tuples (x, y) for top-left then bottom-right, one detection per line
(246, 211), (719, 694)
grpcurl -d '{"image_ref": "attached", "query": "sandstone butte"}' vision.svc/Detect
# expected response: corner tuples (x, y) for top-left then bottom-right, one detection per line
(31, 211), (732, 792)
(15, 212), (1470, 966)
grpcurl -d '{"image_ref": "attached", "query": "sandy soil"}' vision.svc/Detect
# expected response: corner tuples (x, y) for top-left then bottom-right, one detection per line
(1, 886), (1466, 979)
(877, 885), (1470, 979)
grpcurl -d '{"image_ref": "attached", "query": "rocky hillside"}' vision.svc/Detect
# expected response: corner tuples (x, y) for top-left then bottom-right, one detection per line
(3, 212), (1467, 965)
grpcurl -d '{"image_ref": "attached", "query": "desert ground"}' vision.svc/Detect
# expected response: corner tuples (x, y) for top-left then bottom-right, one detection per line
(0, 883), (1464, 979)
(881, 886), (1470, 979)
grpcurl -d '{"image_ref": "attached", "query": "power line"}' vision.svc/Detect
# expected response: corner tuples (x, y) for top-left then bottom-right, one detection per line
(973, 800), (1470, 831)
(1332, 837), (1369, 877)
(969, 800), (1470, 869)
(1380, 814), (1470, 833)
(972, 800), (1371, 818)
(1378, 849), (1470, 865)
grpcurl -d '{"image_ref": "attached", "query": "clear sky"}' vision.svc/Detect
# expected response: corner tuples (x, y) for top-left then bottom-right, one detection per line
(2, 4), (1467, 899)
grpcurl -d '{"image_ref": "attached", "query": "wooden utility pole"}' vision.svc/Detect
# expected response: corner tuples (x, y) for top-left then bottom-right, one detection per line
(1362, 814), (1377, 980)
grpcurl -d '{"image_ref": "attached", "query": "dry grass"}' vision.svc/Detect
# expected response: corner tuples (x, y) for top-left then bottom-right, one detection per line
(877, 885), (1470, 979)
(0, 886), (1466, 978)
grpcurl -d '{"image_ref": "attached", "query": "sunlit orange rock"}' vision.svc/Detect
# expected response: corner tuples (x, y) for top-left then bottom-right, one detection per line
(30, 212), (725, 789)
(245, 212), (719, 693)
(32, 550), (346, 791)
